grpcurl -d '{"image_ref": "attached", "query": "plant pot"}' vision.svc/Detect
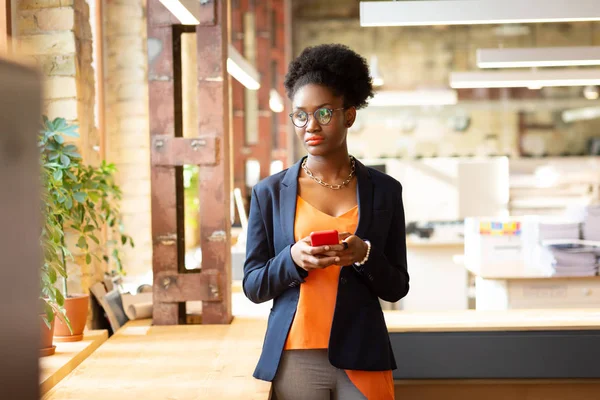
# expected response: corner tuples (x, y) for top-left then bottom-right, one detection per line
(40, 315), (56, 357)
(54, 294), (90, 342)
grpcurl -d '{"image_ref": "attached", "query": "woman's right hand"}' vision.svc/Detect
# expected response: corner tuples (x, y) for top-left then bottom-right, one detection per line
(291, 236), (345, 271)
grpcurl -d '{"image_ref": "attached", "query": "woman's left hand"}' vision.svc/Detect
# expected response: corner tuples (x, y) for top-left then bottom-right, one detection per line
(324, 232), (368, 266)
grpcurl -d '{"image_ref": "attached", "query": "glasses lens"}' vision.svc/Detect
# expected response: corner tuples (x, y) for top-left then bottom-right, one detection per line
(292, 111), (308, 127)
(316, 108), (333, 125)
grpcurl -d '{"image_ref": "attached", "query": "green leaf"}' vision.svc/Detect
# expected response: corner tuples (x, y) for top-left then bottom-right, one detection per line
(56, 264), (67, 278)
(43, 302), (54, 328)
(55, 289), (65, 307)
(54, 118), (67, 130)
(88, 192), (100, 202)
(89, 234), (100, 245)
(61, 125), (80, 137)
(86, 253), (91, 264)
(49, 153), (60, 161)
(60, 154), (70, 167)
(54, 134), (65, 144)
(65, 151), (82, 159)
(73, 192), (87, 203)
(77, 236), (87, 249)
(121, 235), (127, 245)
(48, 266), (57, 284)
(65, 196), (73, 210)
(84, 225), (95, 233)
(53, 169), (63, 181)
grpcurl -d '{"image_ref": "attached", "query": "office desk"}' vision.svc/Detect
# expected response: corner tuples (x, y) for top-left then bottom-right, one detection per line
(386, 309), (600, 400)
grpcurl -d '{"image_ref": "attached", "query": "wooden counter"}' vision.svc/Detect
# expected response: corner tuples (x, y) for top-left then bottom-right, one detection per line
(40, 330), (108, 396)
(385, 308), (600, 332)
(41, 303), (600, 400)
(387, 308), (600, 400)
(42, 317), (271, 400)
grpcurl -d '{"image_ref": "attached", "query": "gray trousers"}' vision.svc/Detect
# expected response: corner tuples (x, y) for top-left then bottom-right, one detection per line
(272, 349), (367, 400)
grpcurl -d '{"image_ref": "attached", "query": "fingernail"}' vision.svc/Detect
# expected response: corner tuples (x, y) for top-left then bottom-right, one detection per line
(325, 246), (330, 251)
(335, 257), (340, 262)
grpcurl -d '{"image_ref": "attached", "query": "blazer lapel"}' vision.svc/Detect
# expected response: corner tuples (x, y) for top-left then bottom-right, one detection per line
(279, 157), (303, 245)
(354, 159), (373, 239)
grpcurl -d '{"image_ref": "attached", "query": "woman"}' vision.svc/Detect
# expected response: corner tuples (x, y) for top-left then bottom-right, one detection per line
(243, 43), (409, 400)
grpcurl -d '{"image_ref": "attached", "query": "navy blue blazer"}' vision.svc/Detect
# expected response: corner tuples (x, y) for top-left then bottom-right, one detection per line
(243, 156), (410, 382)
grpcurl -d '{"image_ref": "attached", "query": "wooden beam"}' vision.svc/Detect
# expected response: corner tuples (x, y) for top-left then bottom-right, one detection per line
(197, 0), (216, 26)
(151, 135), (218, 166)
(148, 0), (184, 325)
(154, 270), (222, 302)
(196, 0), (232, 324)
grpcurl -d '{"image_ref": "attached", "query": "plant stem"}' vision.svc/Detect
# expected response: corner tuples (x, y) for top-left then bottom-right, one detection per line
(59, 216), (68, 298)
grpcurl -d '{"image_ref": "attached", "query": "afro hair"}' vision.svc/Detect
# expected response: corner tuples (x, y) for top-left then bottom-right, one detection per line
(284, 44), (374, 110)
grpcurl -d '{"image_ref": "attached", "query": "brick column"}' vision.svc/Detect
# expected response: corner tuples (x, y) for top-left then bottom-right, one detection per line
(103, 0), (152, 288)
(15, 0), (101, 297)
(16, 0), (98, 163)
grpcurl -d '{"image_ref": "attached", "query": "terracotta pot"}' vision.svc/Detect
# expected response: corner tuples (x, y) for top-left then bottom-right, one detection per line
(40, 315), (56, 357)
(54, 294), (90, 342)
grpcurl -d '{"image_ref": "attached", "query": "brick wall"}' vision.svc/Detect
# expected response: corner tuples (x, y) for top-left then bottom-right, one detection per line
(103, 0), (152, 289)
(15, 0), (102, 297)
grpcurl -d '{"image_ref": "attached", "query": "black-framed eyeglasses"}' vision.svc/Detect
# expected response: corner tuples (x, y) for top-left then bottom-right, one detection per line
(289, 107), (345, 128)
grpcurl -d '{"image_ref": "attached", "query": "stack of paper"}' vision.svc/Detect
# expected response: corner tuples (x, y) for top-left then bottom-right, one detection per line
(544, 249), (598, 277)
(538, 222), (581, 242)
(583, 205), (600, 241)
(538, 240), (600, 277)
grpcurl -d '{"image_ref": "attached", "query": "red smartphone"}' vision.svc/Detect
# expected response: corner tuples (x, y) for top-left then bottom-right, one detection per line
(310, 229), (339, 247)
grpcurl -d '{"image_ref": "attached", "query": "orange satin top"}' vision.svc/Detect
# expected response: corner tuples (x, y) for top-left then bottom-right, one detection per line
(284, 196), (394, 400)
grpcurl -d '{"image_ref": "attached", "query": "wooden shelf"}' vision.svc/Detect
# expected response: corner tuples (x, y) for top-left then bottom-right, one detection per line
(39, 330), (108, 396)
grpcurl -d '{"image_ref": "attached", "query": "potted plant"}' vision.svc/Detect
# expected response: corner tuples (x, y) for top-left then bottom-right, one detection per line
(40, 117), (134, 345)
(40, 147), (69, 356)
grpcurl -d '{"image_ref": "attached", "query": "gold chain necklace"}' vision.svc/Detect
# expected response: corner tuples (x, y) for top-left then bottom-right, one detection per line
(302, 156), (356, 190)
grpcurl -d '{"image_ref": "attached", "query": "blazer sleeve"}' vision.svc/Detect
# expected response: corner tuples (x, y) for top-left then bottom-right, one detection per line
(354, 181), (410, 303)
(242, 187), (307, 304)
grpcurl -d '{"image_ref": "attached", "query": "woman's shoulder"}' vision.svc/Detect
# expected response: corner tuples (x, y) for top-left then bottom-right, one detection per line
(252, 168), (289, 195)
(365, 166), (403, 192)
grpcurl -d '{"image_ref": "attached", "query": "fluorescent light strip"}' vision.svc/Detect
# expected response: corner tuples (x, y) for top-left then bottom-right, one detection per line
(269, 89), (284, 113)
(158, 0), (200, 25)
(227, 44), (260, 90)
(478, 47), (600, 68)
(562, 107), (600, 123)
(157, 2), (260, 90)
(360, 0), (600, 27)
(369, 90), (458, 107)
(450, 69), (600, 89)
